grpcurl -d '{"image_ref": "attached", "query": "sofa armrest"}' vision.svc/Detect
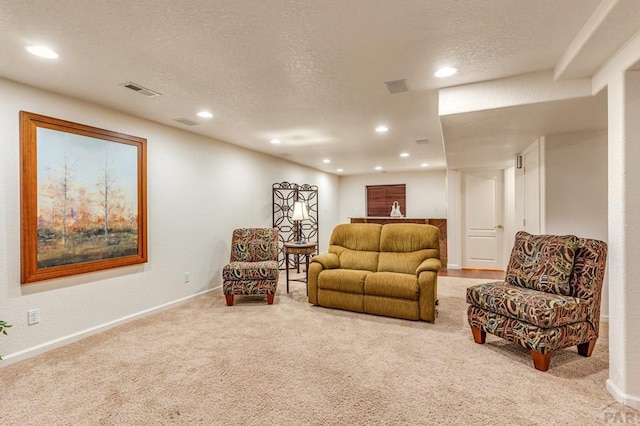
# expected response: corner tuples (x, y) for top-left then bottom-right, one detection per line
(416, 258), (442, 275)
(416, 258), (441, 322)
(308, 252), (339, 305)
(312, 252), (340, 269)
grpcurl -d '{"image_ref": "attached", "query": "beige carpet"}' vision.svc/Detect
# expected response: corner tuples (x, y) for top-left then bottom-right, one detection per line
(0, 276), (635, 425)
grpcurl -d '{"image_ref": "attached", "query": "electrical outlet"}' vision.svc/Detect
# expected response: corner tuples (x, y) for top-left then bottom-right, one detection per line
(184, 272), (190, 283)
(28, 308), (40, 325)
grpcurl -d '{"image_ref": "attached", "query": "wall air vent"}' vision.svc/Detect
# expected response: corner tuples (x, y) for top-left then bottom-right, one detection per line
(120, 81), (162, 97)
(173, 117), (199, 126)
(415, 139), (430, 145)
(384, 79), (409, 94)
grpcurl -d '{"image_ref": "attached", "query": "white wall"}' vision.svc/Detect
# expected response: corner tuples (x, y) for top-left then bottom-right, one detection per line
(604, 69), (640, 410)
(545, 130), (608, 240)
(445, 170), (461, 269)
(503, 166), (518, 265)
(0, 78), (340, 362)
(544, 130), (608, 317)
(338, 170), (447, 224)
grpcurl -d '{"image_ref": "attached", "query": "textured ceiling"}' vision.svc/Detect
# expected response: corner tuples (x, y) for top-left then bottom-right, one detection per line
(0, 0), (610, 174)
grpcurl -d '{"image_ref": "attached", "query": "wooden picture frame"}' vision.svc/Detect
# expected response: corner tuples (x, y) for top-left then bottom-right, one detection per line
(20, 111), (148, 284)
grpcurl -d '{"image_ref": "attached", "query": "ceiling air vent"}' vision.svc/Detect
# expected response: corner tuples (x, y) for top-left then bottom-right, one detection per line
(173, 117), (199, 126)
(415, 139), (430, 145)
(120, 81), (162, 97)
(384, 79), (409, 94)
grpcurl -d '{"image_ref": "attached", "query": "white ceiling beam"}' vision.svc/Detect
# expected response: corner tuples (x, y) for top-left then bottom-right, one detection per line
(593, 28), (640, 93)
(438, 70), (591, 116)
(555, 0), (640, 81)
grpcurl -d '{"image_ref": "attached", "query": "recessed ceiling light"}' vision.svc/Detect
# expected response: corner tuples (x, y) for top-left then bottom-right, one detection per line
(270, 139), (281, 144)
(434, 67), (458, 78)
(322, 159), (331, 164)
(375, 125), (388, 133)
(336, 168), (344, 172)
(421, 163), (429, 167)
(400, 152), (410, 158)
(26, 45), (58, 59)
(197, 111), (213, 118)
(375, 166), (383, 171)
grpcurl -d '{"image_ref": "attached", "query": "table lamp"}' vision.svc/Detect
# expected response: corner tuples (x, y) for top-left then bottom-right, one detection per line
(291, 201), (310, 243)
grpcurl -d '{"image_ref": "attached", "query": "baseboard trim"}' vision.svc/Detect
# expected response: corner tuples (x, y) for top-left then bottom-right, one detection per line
(447, 263), (461, 270)
(606, 379), (640, 410)
(1, 286), (221, 366)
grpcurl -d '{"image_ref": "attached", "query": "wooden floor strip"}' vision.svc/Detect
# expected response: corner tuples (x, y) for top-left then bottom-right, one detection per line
(438, 268), (505, 280)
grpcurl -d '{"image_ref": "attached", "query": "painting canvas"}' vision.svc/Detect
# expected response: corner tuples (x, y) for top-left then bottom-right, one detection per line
(20, 111), (147, 283)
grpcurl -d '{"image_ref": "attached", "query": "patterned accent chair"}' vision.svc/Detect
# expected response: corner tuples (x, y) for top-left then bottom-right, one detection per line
(222, 228), (280, 306)
(466, 231), (607, 371)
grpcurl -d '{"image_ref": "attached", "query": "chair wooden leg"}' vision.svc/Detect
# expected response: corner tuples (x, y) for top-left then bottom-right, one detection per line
(470, 326), (486, 344)
(225, 295), (234, 306)
(577, 340), (596, 357)
(530, 350), (552, 371)
(267, 293), (275, 305)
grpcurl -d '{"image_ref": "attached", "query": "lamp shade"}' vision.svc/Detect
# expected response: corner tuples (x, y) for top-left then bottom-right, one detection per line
(291, 201), (310, 221)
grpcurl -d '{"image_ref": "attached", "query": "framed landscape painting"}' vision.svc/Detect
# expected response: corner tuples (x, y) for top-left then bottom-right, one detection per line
(20, 111), (147, 284)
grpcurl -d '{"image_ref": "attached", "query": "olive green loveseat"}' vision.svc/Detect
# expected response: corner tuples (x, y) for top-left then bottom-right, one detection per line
(308, 223), (441, 322)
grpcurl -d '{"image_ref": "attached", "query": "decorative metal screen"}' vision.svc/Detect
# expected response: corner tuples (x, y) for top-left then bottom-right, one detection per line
(272, 182), (319, 268)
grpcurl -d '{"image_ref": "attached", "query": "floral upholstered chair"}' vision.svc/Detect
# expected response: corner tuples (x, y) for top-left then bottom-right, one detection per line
(222, 228), (279, 306)
(466, 231), (607, 371)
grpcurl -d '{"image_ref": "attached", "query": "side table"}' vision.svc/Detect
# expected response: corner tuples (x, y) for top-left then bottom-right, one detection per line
(284, 242), (317, 294)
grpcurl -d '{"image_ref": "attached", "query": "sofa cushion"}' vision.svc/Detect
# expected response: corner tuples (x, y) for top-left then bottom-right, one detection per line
(331, 247), (380, 272)
(222, 261), (279, 280)
(328, 223), (382, 271)
(466, 282), (587, 328)
(379, 223), (439, 252)
(330, 223), (382, 251)
(378, 224), (440, 274)
(378, 250), (439, 275)
(505, 231), (579, 296)
(318, 290), (364, 313)
(364, 272), (419, 300)
(318, 269), (371, 293)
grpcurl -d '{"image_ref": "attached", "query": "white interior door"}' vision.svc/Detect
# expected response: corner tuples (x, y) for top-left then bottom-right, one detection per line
(462, 170), (504, 269)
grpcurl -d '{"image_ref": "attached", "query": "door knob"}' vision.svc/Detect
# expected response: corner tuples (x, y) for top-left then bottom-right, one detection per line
(495, 225), (504, 230)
